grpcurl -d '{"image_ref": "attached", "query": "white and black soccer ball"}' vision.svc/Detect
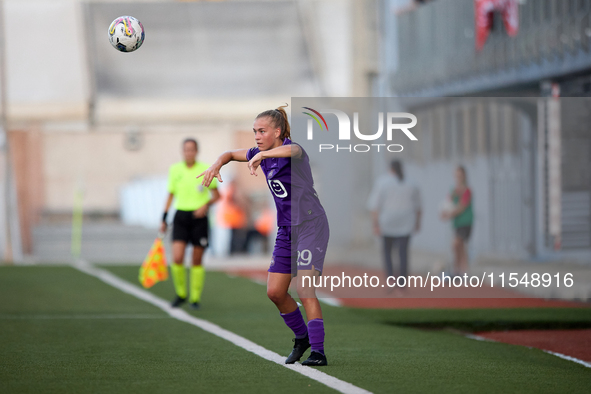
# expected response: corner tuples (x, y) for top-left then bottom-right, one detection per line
(108, 16), (145, 53)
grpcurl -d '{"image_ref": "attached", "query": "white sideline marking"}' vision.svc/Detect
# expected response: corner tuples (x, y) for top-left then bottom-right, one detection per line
(464, 334), (492, 342)
(465, 333), (591, 369)
(317, 293), (343, 307)
(74, 262), (371, 394)
(543, 350), (591, 369)
(0, 314), (168, 320)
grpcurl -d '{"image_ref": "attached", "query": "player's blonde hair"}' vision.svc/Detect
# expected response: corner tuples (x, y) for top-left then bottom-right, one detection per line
(256, 104), (291, 140)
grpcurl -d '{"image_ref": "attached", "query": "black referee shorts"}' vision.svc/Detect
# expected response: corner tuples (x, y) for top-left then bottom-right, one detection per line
(172, 210), (209, 248)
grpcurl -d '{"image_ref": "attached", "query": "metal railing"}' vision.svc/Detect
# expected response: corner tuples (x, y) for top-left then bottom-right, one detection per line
(391, 0), (591, 96)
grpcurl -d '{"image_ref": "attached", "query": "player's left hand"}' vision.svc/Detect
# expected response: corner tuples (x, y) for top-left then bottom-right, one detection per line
(248, 152), (263, 176)
(194, 205), (208, 218)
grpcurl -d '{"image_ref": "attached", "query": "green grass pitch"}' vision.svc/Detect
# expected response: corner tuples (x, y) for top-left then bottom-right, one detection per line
(1, 265), (590, 393)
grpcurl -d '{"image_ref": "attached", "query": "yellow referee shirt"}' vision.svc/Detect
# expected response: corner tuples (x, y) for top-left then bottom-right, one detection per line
(167, 161), (218, 211)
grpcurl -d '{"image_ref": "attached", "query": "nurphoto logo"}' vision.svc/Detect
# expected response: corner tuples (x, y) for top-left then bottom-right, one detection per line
(302, 107), (418, 153)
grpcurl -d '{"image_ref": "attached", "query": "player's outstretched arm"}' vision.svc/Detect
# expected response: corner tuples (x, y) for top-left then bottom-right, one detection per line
(197, 149), (248, 187)
(263, 144), (302, 159)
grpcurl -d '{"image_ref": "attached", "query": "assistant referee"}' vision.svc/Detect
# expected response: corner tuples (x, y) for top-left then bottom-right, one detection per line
(160, 138), (220, 309)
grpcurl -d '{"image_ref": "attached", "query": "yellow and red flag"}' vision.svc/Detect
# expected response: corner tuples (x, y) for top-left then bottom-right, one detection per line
(139, 237), (168, 288)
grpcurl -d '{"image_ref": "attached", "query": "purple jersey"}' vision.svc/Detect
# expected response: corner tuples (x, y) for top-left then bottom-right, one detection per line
(246, 138), (325, 226)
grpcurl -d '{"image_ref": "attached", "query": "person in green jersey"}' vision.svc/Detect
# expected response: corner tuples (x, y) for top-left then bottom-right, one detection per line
(441, 165), (473, 275)
(160, 138), (220, 309)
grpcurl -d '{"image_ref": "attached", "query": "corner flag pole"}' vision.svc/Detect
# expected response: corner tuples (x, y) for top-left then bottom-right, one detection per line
(71, 182), (84, 260)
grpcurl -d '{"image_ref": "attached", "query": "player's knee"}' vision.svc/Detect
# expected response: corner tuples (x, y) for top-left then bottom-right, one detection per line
(172, 251), (184, 263)
(296, 287), (316, 300)
(267, 288), (287, 305)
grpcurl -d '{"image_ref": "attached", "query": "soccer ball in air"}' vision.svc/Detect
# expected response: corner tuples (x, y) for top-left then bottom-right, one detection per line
(108, 16), (145, 53)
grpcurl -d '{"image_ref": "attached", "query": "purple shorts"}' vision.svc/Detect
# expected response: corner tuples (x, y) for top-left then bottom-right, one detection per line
(269, 214), (330, 276)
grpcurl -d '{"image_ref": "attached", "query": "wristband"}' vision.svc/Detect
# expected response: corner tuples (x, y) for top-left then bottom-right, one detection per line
(162, 212), (168, 223)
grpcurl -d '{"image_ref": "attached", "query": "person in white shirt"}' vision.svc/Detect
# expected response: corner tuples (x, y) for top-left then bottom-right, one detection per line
(367, 160), (422, 287)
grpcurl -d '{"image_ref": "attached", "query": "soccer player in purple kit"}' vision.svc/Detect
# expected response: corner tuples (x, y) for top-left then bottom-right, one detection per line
(197, 105), (329, 366)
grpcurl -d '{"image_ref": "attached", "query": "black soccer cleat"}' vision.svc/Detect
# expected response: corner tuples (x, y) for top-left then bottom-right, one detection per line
(171, 296), (186, 308)
(302, 351), (327, 366)
(285, 335), (311, 364)
(190, 302), (200, 310)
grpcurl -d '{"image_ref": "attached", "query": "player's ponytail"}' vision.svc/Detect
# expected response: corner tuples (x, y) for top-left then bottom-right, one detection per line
(256, 104), (291, 140)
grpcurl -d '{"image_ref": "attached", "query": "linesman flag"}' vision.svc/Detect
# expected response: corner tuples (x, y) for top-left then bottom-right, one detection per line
(139, 237), (168, 288)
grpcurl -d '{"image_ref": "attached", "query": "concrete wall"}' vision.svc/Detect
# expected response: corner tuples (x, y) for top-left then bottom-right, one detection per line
(4, 0), (89, 121)
(41, 122), (236, 212)
(2, 0), (376, 218)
